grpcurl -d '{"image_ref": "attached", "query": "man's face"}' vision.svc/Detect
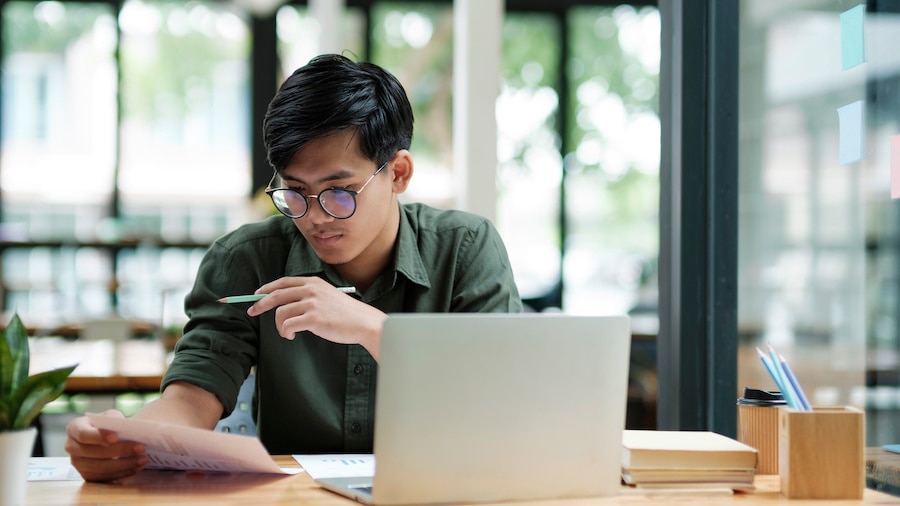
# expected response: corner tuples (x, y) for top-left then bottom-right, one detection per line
(278, 130), (396, 268)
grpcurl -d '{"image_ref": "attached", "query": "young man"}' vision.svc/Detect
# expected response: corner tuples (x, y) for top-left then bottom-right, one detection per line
(64, 54), (522, 481)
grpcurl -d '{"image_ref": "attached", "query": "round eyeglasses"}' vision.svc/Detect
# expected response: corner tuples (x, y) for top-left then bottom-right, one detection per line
(265, 161), (387, 220)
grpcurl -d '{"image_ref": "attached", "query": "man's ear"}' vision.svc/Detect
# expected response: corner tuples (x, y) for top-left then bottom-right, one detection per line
(389, 149), (414, 193)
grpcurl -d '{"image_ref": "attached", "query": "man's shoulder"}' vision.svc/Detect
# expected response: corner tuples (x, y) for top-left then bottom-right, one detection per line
(401, 202), (492, 233)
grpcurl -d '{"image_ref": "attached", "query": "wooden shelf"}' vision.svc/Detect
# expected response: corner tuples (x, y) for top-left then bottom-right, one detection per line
(64, 374), (163, 395)
(0, 238), (210, 250)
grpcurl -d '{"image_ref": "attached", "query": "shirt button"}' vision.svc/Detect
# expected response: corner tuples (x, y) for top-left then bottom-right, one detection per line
(353, 363), (364, 375)
(350, 422), (361, 433)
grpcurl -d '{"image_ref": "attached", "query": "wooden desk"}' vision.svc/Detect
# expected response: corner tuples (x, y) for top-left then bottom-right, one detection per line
(868, 447), (900, 496)
(25, 456), (900, 505)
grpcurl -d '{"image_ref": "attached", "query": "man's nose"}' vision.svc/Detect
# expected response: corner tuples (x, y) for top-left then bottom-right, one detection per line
(304, 197), (335, 224)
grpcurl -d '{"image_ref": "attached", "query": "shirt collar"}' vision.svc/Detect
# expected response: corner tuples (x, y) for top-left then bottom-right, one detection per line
(394, 205), (431, 288)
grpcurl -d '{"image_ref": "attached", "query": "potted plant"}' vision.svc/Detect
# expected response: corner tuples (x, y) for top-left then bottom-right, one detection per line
(0, 314), (76, 506)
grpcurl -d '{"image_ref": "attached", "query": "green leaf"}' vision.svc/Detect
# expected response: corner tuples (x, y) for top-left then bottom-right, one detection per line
(5, 314), (30, 392)
(0, 334), (13, 403)
(0, 313), (76, 432)
(10, 365), (77, 430)
(0, 397), (11, 431)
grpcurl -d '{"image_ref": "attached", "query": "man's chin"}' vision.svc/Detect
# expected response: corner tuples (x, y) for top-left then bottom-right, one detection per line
(311, 247), (352, 266)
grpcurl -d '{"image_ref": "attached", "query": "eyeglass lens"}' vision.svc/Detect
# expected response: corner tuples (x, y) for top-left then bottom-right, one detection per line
(270, 189), (357, 219)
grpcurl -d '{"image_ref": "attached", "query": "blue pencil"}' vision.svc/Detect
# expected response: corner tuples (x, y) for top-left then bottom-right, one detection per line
(756, 348), (790, 404)
(778, 352), (812, 411)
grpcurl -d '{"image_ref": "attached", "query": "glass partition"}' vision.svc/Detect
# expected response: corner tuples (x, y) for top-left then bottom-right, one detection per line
(738, 1), (900, 445)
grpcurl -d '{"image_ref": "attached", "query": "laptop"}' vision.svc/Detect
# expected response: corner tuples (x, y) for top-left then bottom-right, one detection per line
(317, 313), (631, 505)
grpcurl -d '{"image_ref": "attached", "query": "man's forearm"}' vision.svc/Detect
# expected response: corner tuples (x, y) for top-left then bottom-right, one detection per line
(134, 381), (224, 430)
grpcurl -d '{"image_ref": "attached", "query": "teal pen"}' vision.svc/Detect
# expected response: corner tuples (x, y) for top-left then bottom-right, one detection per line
(218, 286), (356, 303)
(218, 294), (266, 303)
(765, 343), (801, 410)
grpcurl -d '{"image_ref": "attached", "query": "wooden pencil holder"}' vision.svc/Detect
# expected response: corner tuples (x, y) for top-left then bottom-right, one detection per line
(778, 406), (865, 499)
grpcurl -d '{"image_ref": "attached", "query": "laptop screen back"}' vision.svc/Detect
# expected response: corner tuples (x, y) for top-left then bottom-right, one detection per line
(370, 313), (631, 505)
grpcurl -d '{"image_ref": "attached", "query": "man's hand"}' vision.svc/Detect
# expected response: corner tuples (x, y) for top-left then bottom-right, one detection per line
(247, 276), (387, 361)
(64, 382), (224, 482)
(64, 409), (148, 482)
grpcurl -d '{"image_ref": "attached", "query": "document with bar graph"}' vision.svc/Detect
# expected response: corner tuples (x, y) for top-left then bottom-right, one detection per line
(293, 454), (375, 479)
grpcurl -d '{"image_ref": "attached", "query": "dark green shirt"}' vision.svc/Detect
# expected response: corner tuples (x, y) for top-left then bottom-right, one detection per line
(162, 203), (522, 454)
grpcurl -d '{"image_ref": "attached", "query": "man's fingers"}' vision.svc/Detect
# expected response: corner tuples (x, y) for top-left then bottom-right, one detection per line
(71, 454), (148, 482)
(64, 439), (143, 460)
(66, 420), (116, 447)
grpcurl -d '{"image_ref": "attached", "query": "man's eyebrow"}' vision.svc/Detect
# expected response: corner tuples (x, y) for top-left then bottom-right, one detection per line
(281, 170), (356, 186)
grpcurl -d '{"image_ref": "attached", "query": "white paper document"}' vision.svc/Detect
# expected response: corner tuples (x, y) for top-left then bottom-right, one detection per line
(87, 413), (302, 475)
(293, 454), (375, 479)
(28, 457), (84, 481)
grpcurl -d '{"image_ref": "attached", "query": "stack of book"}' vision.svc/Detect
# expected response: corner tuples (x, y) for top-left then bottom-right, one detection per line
(621, 430), (759, 493)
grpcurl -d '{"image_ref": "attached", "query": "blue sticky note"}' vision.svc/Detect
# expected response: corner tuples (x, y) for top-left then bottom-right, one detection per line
(884, 444), (900, 454)
(837, 100), (865, 165)
(892, 135), (900, 199)
(841, 4), (866, 70)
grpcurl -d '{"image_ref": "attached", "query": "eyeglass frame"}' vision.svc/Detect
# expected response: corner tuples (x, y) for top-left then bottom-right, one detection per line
(265, 160), (388, 220)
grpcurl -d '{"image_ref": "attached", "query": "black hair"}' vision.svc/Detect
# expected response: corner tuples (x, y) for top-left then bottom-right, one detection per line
(263, 54), (414, 173)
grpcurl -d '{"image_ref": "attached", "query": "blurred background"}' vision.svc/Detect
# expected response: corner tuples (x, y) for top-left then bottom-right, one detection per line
(0, 0), (659, 330)
(2, 0), (662, 453)
(6, 0), (900, 455)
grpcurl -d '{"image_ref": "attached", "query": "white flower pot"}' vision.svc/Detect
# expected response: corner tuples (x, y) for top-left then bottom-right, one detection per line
(0, 427), (37, 506)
